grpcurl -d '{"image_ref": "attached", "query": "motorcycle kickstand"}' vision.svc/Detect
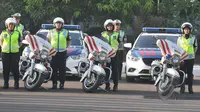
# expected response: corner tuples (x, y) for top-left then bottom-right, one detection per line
(98, 87), (109, 92)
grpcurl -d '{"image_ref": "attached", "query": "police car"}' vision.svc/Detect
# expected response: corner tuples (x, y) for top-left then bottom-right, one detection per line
(124, 27), (181, 82)
(36, 24), (88, 77)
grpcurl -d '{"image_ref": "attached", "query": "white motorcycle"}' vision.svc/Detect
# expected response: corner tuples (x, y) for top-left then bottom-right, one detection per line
(19, 34), (56, 91)
(78, 36), (116, 93)
(150, 39), (188, 99)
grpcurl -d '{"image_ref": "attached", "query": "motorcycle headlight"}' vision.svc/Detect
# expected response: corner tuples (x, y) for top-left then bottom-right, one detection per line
(40, 50), (48, 59)
(99, 51), (107, 61)
(127, 54), (139, 61)
(171, 54), (180, 64)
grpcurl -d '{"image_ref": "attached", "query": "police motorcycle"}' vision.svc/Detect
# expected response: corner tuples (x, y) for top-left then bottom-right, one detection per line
(150, 39), (188, 99)
(19, 34), (56, 91)
(77, 36), (116, 93)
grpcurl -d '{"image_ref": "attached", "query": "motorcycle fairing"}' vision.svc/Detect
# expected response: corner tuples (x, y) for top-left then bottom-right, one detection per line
(156, 39), (188, 61)
(84, 36), (116, 58)
(24, 34), (56, 56)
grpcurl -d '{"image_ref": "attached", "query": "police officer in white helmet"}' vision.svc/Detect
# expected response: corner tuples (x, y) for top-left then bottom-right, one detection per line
(0, 18), (22, 89)
(113, 19), (127, 80)
(101, 19), (120, 91)
(177, 22), (198, 94)
(47, 17), (71, 89)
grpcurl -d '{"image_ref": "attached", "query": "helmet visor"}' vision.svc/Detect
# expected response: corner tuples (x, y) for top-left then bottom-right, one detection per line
(107, 23), (113, 27)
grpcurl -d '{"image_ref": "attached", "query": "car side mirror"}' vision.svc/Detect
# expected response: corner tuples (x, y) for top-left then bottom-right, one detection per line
(124, 43), (132, 48)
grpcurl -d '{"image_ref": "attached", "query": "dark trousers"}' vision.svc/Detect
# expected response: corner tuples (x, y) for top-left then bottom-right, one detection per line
(51, 51), (67, 85)
(116, 50), (123, 79)
(105, 56), (119, 86)
(180, 59), (194, 90)
(2, 52), (20, 84)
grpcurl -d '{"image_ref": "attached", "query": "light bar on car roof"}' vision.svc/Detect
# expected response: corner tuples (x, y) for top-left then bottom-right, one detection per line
(41, 24), (81, 30)
(142, 27), (181, 33)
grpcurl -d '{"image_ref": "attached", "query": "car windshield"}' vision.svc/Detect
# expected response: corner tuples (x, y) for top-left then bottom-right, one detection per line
(69, 31), (82, 46)
(134, 35), (179, 48)
(36, 30), (82, 46)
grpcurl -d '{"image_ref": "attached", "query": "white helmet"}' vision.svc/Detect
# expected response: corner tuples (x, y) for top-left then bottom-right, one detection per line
(53, 17), (64, 25)
(5, 17), (16, 27)
(113, 19), (121, 24)
(181, 22), (193, 32)
(104, 19), (114, 29)
(11, 13), (21, 17)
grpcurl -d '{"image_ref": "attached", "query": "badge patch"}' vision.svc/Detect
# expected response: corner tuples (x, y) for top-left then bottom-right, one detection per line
(113, 36), (116, 40)
(4, 34), (7, 38)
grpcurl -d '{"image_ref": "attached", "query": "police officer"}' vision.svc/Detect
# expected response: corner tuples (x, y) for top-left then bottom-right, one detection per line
(177, 22), (198, 94)
(11, 13), (24, 37)
(113, 19), (127, 80)
(101, 19), (120, 91)
(47, 17), (71, 89)
(0, 18), (21, 89)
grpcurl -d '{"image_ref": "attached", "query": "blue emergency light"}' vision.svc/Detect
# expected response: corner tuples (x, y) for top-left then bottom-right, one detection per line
(142, 27), (181, 33)
(41, 24), (81, 30)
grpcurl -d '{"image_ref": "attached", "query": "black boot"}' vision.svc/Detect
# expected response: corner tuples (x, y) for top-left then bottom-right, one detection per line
(180, 86), (185, 94)
(3, 82), (9, 89)
(113, 84), (118, 92)
(105, 83), (110, 91)
(14, 82), (19, 89)
(59, 83), (64, 89)
(52, 84), (57, 89)
(188, 86), (194, 94)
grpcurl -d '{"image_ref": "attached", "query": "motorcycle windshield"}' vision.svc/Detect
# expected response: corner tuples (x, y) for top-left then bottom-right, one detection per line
(84, 36), (116, 58)
(156, 39), (188, 61)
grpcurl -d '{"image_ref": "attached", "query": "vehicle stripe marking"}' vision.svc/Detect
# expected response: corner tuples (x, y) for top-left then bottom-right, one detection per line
(33, 35), (39, 50)
(91, 37), (100, 53)
(49, 50), (56, 56)
(160, 40), (166, 55)
(28, 34), (35, 50)
(163, 40), (171, 55)
(139, 50), (145, 56)
(145, 51), (150, 56)
(85, 36), (94, 52)
(151, 50), (156, 56)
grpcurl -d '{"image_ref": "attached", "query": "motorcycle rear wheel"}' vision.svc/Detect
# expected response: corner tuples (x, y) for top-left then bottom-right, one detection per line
(24, 71), (45, 91)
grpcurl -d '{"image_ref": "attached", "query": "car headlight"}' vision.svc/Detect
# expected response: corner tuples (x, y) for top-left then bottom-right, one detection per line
(40, 50), (48, 59)
(71, 53), (86, 60)
(127, 54), (140, 61)
(80, 53), (86, 58)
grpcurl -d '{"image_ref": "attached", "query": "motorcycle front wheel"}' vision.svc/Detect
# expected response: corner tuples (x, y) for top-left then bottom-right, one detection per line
(156, 75), (175, 100)
(82, 72), (103, 93)
(24, 71), (45, 91)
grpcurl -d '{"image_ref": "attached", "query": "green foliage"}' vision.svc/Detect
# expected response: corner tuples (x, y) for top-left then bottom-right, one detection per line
(1, 0), (200, 34)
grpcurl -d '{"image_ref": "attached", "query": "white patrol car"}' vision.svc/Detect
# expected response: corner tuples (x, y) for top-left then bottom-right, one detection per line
(36, 24), (88, 77)
(124, 27), (181, 82)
